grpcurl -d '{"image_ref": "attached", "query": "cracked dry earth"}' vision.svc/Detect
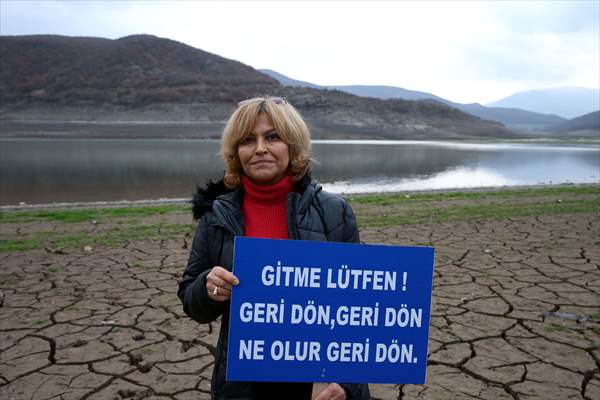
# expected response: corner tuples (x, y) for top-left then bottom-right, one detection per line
(1, 212), (599, 400)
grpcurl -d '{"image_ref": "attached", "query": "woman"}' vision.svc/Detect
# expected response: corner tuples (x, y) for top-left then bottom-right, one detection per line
(178, 97), (371, 400)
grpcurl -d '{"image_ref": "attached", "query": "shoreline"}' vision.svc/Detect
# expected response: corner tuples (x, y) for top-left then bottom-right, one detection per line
(2, 119), (599, 141)
(1, 182), (597, 211)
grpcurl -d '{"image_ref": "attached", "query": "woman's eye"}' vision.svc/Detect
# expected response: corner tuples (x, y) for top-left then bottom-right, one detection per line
(240, 136), (255, 145)
(266, 132), (280, 141)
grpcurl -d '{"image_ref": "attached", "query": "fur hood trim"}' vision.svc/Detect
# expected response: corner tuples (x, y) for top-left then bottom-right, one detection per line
(191, 179), (233, 220)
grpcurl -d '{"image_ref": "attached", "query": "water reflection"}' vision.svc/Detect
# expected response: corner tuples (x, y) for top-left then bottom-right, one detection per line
(0, 139), (598, 205)
(324, 167), (518, 193)
(312, 142), (482, 181)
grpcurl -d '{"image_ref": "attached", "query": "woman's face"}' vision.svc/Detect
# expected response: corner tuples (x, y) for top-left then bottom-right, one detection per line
(237, 113), (290, 185)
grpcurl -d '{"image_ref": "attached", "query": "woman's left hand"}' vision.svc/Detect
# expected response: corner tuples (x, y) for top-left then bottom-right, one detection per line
(314, 383), (347, 400)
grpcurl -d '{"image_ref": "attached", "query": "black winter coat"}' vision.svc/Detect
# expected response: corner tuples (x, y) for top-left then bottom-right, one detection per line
(178, 178), (371, 400)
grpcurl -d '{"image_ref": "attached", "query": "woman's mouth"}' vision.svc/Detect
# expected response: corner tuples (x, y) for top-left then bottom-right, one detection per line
(251, 160), (275, 166)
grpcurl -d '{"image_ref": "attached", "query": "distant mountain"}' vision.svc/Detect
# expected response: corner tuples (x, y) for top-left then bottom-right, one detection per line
(0, 34), (514, 140)
(330, 85), (447, 102)
(260, 69), (564, 131)
(452, 103), (564, 132)
(487, 87), (600, 119)
(547, 110), (600, 136)
(260, 69), (320, 89)
(260, 69), (447, 102)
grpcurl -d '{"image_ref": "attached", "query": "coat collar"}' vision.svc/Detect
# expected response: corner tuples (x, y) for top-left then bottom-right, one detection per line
(191, 171), (320, 235)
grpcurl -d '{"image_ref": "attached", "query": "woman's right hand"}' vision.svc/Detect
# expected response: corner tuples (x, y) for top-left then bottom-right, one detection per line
(206, 266), (239, 302)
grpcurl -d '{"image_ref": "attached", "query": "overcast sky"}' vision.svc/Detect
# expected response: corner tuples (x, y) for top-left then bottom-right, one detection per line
(1, 0), (598, 104)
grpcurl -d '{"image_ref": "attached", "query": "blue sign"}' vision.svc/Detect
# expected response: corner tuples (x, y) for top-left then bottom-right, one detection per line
(227, 237), (435, 384)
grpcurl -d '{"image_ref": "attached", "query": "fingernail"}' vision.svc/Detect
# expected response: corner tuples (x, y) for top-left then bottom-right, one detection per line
(233, 278), (240, 285)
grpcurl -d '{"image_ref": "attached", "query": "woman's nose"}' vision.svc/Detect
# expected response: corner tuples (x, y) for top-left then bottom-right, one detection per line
(254, 137), (267, 154)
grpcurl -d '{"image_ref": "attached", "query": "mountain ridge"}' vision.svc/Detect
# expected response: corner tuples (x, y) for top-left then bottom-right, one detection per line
(487, 87), (600, 119)
(1, 34), (514, 139)
(259, 69), (567, 131)
(547, 110), (600, 135)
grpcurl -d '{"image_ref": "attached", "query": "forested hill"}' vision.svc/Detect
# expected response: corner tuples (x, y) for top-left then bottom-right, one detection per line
(0, 34), (515, 139)
(0, 34), (278, 105)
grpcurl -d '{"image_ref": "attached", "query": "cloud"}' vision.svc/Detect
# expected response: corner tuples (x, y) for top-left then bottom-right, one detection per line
(1, 1), (120, 37)
(486, 1), (600, 34)
(445, 1), (599, 98)
(454, 31), (597, 82)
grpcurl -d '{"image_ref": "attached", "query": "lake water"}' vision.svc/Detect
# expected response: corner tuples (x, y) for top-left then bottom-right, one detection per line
(1, 139), (598, 206)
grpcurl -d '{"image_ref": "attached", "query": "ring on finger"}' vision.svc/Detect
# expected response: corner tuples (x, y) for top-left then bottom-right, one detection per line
(212, 286), (218, 295)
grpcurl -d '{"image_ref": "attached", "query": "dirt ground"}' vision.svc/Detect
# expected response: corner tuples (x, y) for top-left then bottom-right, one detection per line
(0, 207), (599, 399)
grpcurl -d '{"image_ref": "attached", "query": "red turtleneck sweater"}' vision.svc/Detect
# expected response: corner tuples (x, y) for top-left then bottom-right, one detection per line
(242, 175), (293, 239)
(242, 175), (312, 399)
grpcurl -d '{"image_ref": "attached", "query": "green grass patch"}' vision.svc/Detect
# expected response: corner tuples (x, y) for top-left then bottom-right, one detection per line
(0, 222), (195, 253)
(52, 232), (95, 249)
(132, 261), (156, 270)
(591, 313), (600, 321)
(2, 184), (598, 252)
(0, 237), (44, 252)
(0, 204), (188, 224)
(359, 197), (599, 228)
(140, 346), (156, 354)
(544, 324), (569, 332)
(348, 185), (600, 206)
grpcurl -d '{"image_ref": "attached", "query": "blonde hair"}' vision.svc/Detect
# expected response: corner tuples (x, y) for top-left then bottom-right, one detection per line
(221, 97), (311, 188)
